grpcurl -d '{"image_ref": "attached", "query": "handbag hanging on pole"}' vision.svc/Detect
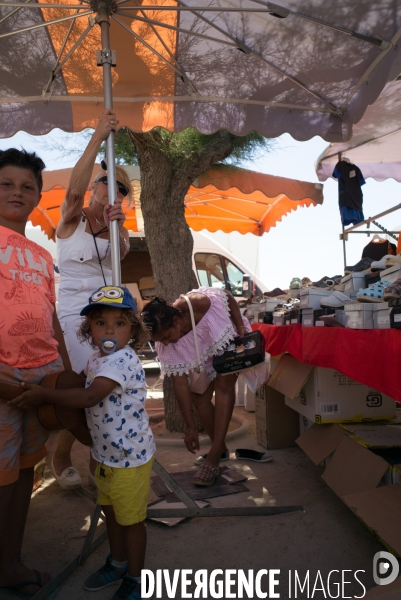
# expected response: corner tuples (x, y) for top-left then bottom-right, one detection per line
(181, 294), (212, 395)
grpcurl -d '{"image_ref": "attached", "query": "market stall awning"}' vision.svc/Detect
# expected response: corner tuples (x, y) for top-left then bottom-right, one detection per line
(1, 1), (401, 142)
(315, 80), (401, 182)
(34, 164), (323, 240)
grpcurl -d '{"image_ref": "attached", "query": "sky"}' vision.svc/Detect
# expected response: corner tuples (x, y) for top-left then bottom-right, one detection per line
(1, 129), (400, 292)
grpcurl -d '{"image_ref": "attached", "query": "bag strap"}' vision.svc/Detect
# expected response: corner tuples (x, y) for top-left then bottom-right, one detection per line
(180, 294), (203, 371)
(82, 210), (108, 286)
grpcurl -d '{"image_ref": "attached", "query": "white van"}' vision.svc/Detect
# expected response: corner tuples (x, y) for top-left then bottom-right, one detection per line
(122, 229), (266, 309)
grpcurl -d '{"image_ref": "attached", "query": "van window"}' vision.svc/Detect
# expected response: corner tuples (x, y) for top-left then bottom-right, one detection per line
(194, 253), (225, 289)
(223, 258), (245, 297)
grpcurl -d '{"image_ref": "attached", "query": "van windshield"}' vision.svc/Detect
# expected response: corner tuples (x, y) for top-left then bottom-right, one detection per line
(195, 252), (245, 296)
(194, 253), (225, 289)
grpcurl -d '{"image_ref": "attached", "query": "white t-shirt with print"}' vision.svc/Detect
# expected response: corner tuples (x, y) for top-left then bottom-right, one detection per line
(84, 346), (155, 468)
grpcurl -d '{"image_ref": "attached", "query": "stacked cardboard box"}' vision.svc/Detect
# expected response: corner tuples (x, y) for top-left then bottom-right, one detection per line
(297, 424), (401, 557)
(268, 355), (396, 424)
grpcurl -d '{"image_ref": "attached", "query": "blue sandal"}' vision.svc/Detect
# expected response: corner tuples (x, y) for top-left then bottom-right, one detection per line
(356, 280), (392, 303)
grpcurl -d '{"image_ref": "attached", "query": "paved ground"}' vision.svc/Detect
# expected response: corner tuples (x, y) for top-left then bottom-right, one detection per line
(11, 385), (388, 600)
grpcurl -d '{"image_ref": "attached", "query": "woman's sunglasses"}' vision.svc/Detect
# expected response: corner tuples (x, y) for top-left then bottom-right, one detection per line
(95, 175), (129, 198)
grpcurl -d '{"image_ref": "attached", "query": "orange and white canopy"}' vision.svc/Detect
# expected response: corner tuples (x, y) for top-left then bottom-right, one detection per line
(35, 164), (323, 240)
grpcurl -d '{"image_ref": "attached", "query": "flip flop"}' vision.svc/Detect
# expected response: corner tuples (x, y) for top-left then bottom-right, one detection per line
(0, 571), (59, 599)
(235, 449), (273, 463)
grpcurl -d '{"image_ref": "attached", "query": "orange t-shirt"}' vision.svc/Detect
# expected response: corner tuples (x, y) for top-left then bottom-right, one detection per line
(0, 226), (58, 368)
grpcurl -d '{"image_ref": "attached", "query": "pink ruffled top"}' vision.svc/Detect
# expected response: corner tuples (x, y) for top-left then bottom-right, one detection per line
(155, 287), (251, 380)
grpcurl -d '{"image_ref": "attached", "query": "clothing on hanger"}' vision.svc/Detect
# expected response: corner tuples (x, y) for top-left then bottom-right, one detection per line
(333, 160), (366, 212)
(362, 238), (396, 261)
(340, 206), (364, 226)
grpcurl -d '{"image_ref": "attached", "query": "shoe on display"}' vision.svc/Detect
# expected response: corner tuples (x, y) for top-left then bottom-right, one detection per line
(311, 276), (334, 288)
(370, 255), (397, 272)
(320, 291), (351, 308)
(263, 287), (286, 298)
(385, 255), (401, 268)
(383, 279), (401, 301)
(356, 280), (392, 303)
(344, 257), (373, 274)
(289, 278), (301, 289)
(333, 283), (345, 292)
(50, 457), (82, 490)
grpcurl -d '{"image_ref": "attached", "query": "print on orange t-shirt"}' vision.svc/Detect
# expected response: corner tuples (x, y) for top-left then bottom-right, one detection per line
(0, 226), (59, 368)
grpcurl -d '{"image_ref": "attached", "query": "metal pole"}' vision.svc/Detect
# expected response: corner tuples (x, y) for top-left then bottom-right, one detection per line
(342, 225), (347, 269)
(98, 2), (121, 286)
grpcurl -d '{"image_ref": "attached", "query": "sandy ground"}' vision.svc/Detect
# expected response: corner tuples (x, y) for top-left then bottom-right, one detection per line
(10, 389), (386, 600)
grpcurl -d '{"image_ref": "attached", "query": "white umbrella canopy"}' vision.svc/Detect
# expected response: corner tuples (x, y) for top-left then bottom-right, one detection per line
(316, 78), (401, 182)
(0, 0), (401, 142)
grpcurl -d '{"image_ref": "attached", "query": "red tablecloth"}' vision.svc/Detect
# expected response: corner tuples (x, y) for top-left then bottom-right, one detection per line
(252, 324), (401, 402)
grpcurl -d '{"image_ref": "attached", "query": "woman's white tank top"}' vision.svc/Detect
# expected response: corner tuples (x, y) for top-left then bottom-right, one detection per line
(57, 215), (113, 320)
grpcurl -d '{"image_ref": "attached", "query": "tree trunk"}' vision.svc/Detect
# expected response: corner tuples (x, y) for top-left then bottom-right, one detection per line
(127, 129), (237, 431)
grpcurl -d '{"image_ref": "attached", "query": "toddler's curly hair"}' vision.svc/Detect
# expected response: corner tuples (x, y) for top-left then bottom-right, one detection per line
(78, 306), (149, 349)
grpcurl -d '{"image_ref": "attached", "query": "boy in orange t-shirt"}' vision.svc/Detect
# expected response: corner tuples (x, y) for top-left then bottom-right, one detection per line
(0, 149), (71, 598)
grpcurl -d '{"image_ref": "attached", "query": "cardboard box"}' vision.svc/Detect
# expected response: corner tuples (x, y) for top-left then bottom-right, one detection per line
(359, 575), (401, 598)
(289, 313), (301, 325)
(296, 423), (347, 465)
(341, 424), (401, 485)
(302, 307), (335, 327)
(341, 272), (366, 292)
(213, 331), (265, 375)
(299, 288), (332, 309)
(257, 311), (274, 324)
(255, 380), (299, 449)
(344, 302), (377, 329)
(344, 485), (401, 557)
(390, 306), (401, 329)
(373, 302), (391, 329)
(138, 276), (156, 298)
(322, 435), (389, 497)
(380, 264), (401, 283)
(297, 424), (401, 557)
(299, 413), (314, 434)
(272, 311), (285, 326)
(269, 355), (396, 423)
(301, 308), (314, 327)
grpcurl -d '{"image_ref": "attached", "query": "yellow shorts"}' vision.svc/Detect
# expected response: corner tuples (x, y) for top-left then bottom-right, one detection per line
(96, 457), (154, 526)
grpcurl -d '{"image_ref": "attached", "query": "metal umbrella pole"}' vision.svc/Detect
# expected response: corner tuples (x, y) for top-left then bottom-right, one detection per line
(97, 0), (121, 286)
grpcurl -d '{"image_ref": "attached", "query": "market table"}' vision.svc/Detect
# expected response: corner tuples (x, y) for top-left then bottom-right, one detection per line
(252, 323), (401, 403)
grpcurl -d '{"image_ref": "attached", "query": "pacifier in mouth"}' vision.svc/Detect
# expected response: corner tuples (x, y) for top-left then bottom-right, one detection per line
(101, 338), (119, 354)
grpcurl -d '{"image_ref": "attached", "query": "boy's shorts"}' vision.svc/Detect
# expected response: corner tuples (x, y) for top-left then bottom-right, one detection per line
(96, 457), (154, 526)
(0, 357), (64, 486)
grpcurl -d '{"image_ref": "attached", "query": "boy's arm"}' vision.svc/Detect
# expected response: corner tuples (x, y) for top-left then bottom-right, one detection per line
(8, 376), (117, 410)
(52, 307), (72, 371)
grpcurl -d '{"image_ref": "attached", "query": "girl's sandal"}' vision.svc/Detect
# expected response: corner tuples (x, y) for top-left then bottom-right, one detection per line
(193, 463), (219, 487)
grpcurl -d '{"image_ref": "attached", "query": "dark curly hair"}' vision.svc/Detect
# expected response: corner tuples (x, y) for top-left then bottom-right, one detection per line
(141, 297), (182, 336)
(78, 306), (149, 349)
(0, 148), (46, 193)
